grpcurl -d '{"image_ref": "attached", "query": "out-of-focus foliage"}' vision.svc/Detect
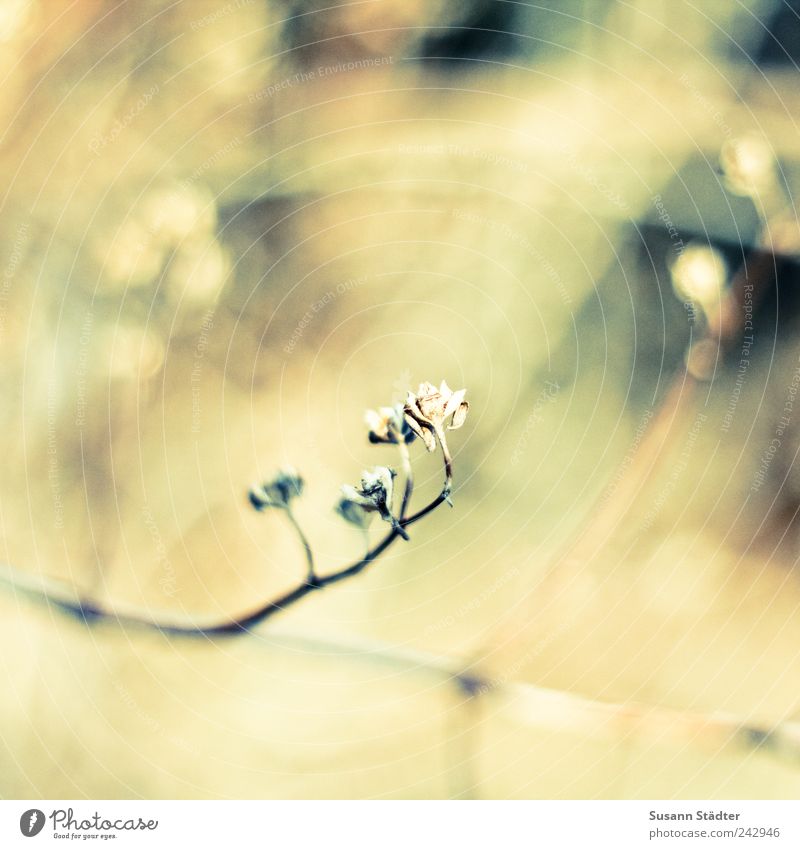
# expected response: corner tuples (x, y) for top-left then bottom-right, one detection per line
(1, 0), (800, 798)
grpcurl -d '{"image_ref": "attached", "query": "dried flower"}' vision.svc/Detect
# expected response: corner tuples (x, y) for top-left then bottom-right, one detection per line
(249, 467), (304, 511)
(365, 404), (416, 444)
(403, 380), (469, 452)
(340, 466), (408, 539)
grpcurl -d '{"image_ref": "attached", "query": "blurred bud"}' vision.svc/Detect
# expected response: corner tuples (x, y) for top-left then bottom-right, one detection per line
(249, 467), (304, 510)
(100, 219), (166, 290)
(166, 236), (229, 306)
(104, 325), (165, 381)
(670, 245), (727, 309)
(720, 136), (775, 198)
(365, 404), (415, 444)
(99, 184), (220, 294)
(139, 184), (216, 246)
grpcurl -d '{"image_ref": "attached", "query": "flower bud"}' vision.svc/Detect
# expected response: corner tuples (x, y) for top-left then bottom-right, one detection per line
(249, 467), (304, 510)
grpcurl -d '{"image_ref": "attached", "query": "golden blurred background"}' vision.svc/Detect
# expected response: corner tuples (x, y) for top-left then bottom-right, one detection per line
(2, 0), (800, 798)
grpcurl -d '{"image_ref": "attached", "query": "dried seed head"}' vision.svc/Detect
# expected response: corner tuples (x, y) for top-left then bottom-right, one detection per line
(340, 466), (408, 539)
(403, 380), (469, 452)
(341, 466), (395, 518)
(249, 466), (305, 510)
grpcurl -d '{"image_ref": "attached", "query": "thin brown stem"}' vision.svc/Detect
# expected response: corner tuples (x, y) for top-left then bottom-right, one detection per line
(283, 506), (316, 583)
(397, 439), (413, 520)
(434, 426), (454, 505)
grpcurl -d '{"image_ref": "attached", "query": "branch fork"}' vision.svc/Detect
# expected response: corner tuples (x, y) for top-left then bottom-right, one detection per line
(33, 380), (470, 638)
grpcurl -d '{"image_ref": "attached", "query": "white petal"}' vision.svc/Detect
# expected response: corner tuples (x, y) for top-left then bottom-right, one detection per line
(448, 400), (469, 430)
(376, 465), (394, 492)
(443, 388), (466, 420)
